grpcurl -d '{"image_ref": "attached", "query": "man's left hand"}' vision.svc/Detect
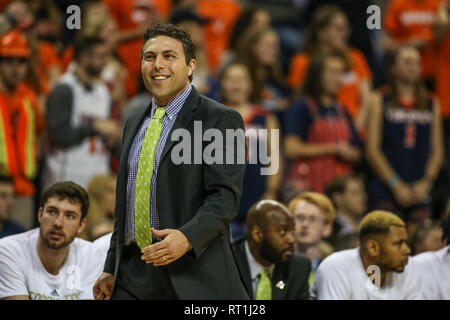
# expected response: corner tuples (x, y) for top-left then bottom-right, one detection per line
(141, 228), (192, 266)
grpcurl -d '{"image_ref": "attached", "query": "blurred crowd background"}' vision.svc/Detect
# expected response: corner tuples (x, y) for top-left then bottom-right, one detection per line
(0, 0), (449, 260)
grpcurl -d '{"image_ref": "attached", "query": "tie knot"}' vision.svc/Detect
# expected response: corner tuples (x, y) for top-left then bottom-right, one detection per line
(153, 107), (166, 120)
(259, 269), (269, 279)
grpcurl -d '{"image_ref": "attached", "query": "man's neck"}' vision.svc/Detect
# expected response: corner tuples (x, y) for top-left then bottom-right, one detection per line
(36, 236), (70, 275)
(338, 209), (360, 231)
(360, 251), (387, 288)
(154, 82), (190, 107)
(74, 66), (95, 87)
(296, 242), (320, 262)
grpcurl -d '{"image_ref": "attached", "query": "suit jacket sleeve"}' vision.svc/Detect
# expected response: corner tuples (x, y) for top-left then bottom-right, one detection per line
(179, 108), (246, 258)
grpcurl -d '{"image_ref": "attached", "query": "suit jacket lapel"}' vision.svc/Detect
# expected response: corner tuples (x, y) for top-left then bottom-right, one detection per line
(234, 240), (254, 300)
(272, 263), (288, 300)
(159, 87), (199, 164)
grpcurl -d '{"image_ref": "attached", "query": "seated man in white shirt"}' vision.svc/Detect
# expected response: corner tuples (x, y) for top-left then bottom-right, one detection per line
(0, 181), (104, 300)
(411, 213), (450, 299)
(311, 210), (423, 300)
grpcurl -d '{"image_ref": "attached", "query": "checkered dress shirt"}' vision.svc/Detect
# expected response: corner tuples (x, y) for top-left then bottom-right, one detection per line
(125, 85), (192, 243)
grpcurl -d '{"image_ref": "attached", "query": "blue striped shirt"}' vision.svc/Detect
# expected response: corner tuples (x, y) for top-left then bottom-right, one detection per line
(125, 85), (192, 243)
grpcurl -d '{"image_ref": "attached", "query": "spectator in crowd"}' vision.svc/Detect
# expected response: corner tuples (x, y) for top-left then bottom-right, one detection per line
(366, 45), (444, 229)
(43, 36), (122, 190)
(288, 192), (336, 287)
(228, 6), (271, 53)
(434, 1), (450, 184)
(0, 29), (45, 229)
(383, 0), (442, 84)
(197, 0), (242, 73)
(327, 174), (367, 248)
(0, 181), (104, 300)
(232, 200), (311, 300)
(235, 27), (290, 114)
(408, 219), (445, 255)
(0, 175), (24, 238)
(311, 210), (423, 300)
(412, 212), (450, 299)
(220, 62), (281, 239)
(283, 52), (362, 199)
(79, 173), (116, 241)
(6, 0), (62, 115)
(102, 0), (167, 97)
(287, 5), (372, 131)
(169, 8), (214, 96)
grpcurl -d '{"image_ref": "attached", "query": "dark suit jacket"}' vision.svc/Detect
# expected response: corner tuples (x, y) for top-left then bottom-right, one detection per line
(104, 87), (249, 299)
(232, 238), (311, 300)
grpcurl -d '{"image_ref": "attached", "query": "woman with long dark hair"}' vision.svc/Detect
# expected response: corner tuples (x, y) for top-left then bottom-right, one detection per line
(366, 45), (444, 228)
(283, 51), (362, 201)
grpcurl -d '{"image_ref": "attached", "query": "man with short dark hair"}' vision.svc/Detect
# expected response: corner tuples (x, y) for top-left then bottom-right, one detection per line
(412, 213), (450, 299)
(233, 200), (311, 300)
(0, 174), (24, 238)
(93, 24), (248, 300)
(311, 210), (423, 299)
(43, 35), (122, 190)
(0, 181), (104, 300)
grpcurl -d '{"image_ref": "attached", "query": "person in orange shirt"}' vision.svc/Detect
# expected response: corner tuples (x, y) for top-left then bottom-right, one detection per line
(383, 0), (443, 81)
(435, 1), (450, 119)
(0, 30), (45, 229)
(102, 0), (170, 97)
(198, 0), (242, 73)
(287, 5), (372, 132)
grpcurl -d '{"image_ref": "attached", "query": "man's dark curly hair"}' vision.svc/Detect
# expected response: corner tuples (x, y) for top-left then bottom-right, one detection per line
(140, 24), (196, 82)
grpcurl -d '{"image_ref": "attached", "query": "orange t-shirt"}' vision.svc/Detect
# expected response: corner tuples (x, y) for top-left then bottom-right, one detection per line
(287, 48), (372, 119)
(0, 83), (45, 195)
(384, 0), (442, 78)
(102, 0), (172, 97)
(436, 34), (450, 118)
(198, 0), (242, 73)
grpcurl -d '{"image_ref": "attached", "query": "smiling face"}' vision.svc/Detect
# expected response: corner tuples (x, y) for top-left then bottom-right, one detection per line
(38, 197), (86, 250)
(141, 35), (196, 106)
(220, 63), (252, 106)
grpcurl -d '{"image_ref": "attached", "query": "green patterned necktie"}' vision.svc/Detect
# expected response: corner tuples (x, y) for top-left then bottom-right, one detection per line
(256, 269), (272, 300)
(135, 107), (166, 250)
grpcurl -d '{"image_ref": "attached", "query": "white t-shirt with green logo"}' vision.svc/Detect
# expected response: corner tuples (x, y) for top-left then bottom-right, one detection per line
(0, 228), (104, 300)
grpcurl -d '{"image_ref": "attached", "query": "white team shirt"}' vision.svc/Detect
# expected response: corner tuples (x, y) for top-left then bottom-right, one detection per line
(43, 70), (112, 190)
(0, 229), (104, 300)
(93, 232), (112, 267)
(311, 248), (424, 300)
(411, 245), (450, 300)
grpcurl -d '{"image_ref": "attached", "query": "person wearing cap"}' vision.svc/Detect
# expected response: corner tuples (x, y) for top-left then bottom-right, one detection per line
(169, 9), (214, 96)
(0, 29), (45, 230)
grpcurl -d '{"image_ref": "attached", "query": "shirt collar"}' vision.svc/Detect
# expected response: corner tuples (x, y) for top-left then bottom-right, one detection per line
(151, 84), (192, 120)
(244, 240), (275, 281)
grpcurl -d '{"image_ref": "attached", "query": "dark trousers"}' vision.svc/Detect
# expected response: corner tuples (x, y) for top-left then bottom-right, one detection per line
(111, 242), (179, 300)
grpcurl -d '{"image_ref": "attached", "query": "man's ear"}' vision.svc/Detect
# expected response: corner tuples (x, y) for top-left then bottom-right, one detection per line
(365, 239), (381, 258)
(187, 59), (196, 78)
(37, 207), (43, 224)
(77, 218), (86, 235)
(250, 225), (264, 245)
(322, 222), (333, 238)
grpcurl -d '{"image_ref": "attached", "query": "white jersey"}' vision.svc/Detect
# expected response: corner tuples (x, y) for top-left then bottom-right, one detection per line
(93, 232), (112, 266)
(411, 246), (450, 300)
(44, 70), (111, 189)
(310, 248), (423, 300)
(0, 229), (104, 300)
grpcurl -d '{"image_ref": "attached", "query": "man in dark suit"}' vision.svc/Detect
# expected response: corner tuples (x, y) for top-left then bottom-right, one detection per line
(233, 200), (311, 300)
(93, 24), (249, 300)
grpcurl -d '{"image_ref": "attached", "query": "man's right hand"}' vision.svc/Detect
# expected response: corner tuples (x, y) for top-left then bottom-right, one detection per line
(93, 272), (114, 300)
